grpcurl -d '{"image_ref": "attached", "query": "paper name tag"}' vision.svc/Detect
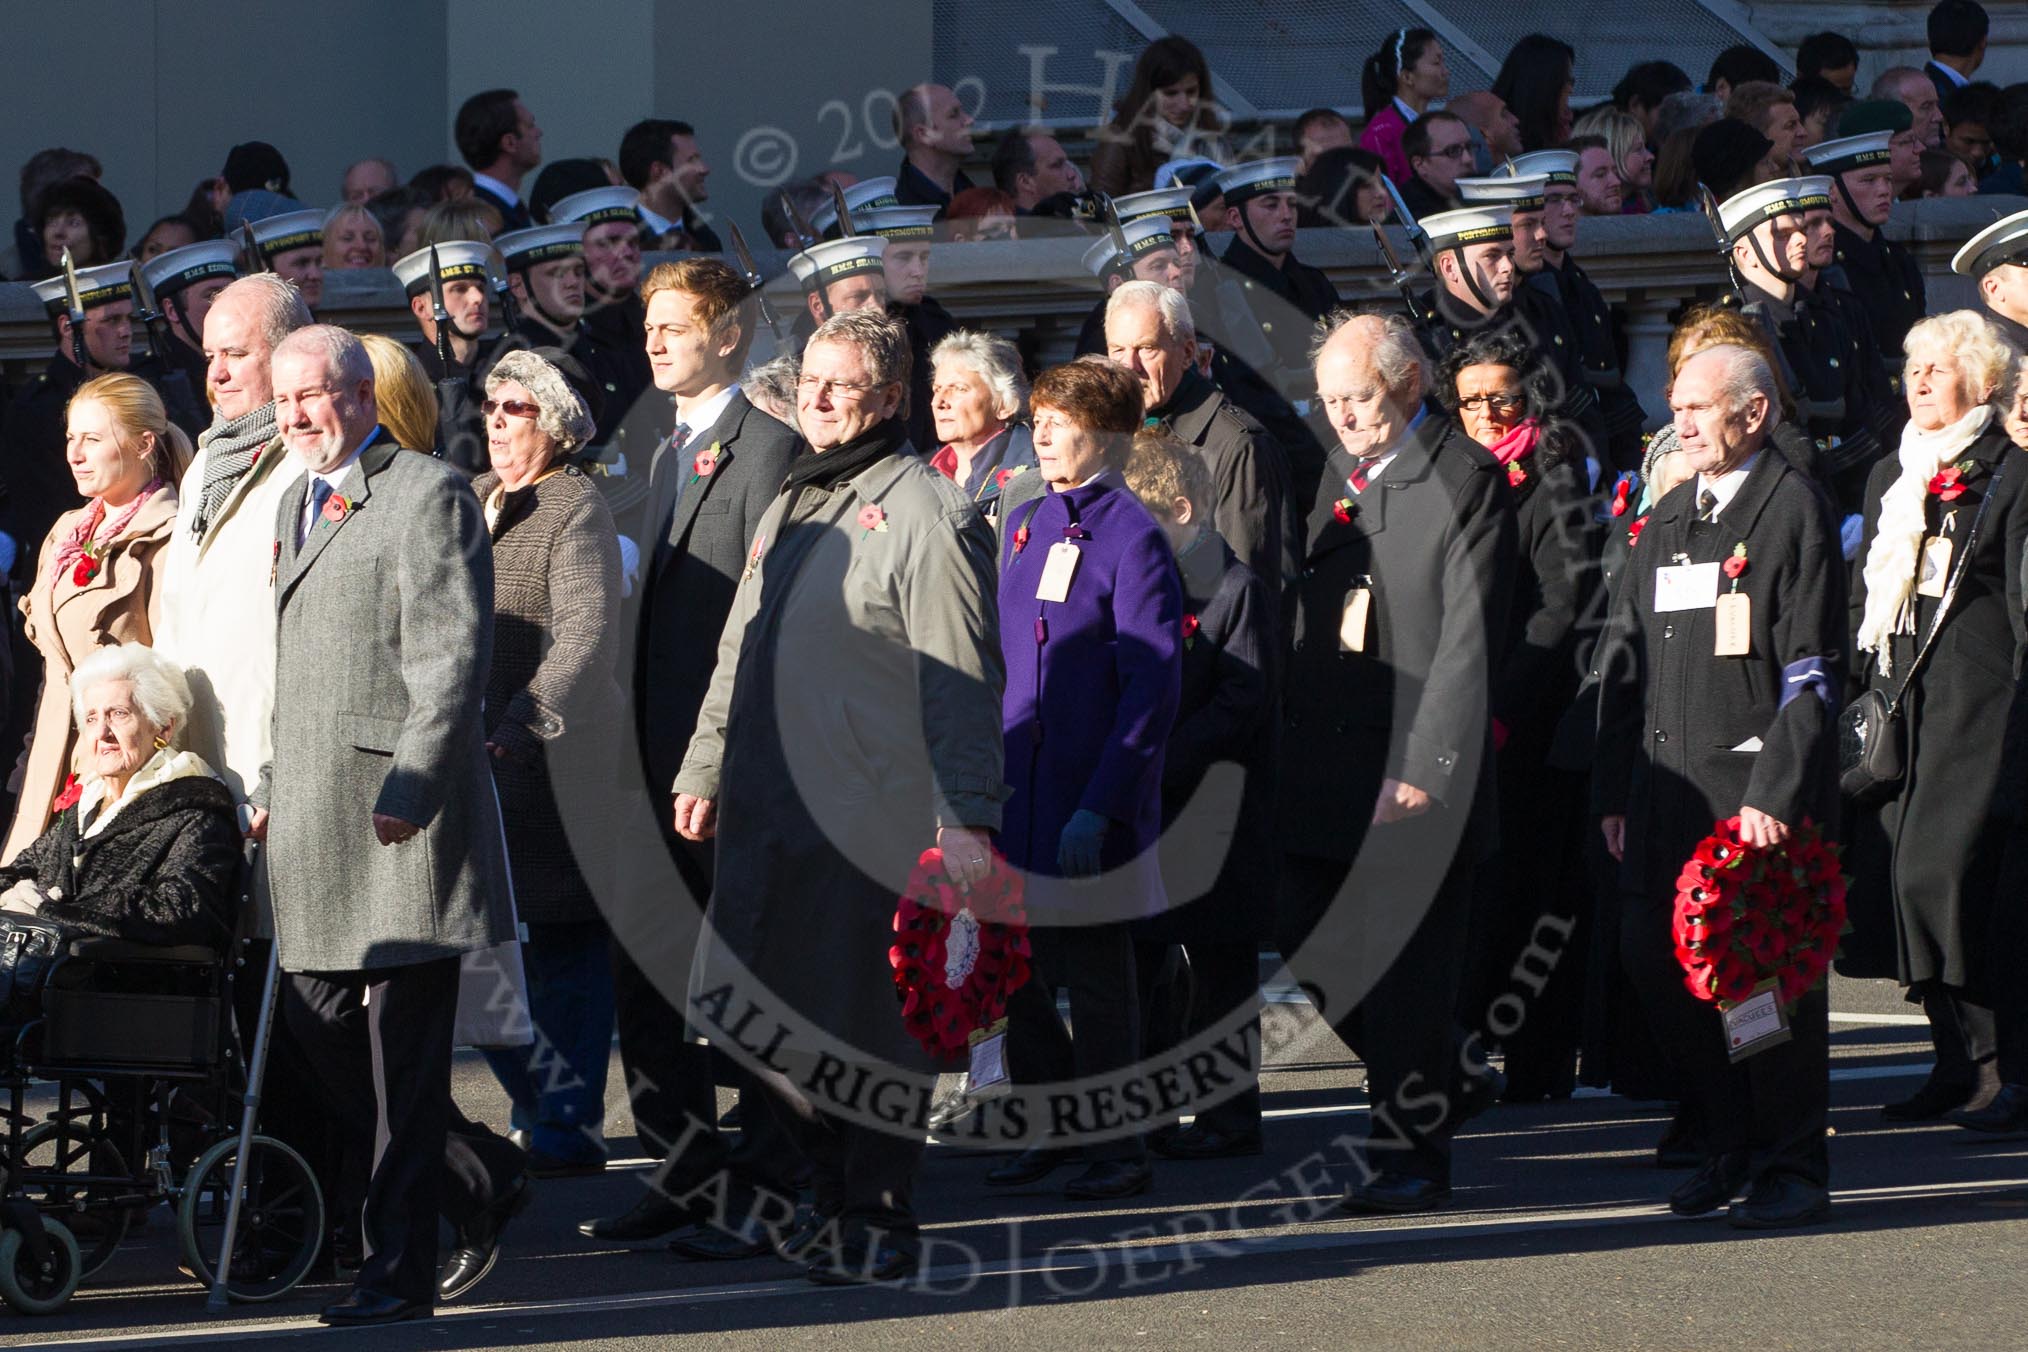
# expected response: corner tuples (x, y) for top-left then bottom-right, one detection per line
(1340, 588), (1371, 652)
(1714, 592), (1752, 656)
(967, 1022), (1010, 1096)
(1037, 541), (1080, 602)
(1723, 982), (1793, 1062)
(1916, 535), (1952, 599)
(1655, 561), (1721, 612)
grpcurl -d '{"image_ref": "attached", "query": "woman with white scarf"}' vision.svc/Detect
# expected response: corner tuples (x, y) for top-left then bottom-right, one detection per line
(1848, 311), (2028, 1125)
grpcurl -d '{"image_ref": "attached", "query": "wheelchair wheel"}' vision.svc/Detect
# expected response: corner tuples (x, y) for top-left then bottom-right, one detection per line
(0, 1219), (83, 1315)
(176, 1134), (324, 1302)
(17, 1120), (135, 1278)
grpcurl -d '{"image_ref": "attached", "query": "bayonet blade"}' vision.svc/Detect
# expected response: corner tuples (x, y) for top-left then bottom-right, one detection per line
(782, 191), (819, 251)
(427, 244), (451, 325)
(725, 220), (765, 290)
(239, 222), (269, 273)
(828, 179), (856, 238)
(60, 247), (85, 323)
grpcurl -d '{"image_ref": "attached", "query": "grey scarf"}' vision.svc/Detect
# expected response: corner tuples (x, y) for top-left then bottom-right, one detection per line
(193, 402), (279, 540)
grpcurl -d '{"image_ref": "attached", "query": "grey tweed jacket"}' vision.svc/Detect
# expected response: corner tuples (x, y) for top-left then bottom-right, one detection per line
(257, 430), (515, 972)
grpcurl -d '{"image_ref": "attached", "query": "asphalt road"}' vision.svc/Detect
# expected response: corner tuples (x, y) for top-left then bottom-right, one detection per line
(8, 973), (2026, 1351)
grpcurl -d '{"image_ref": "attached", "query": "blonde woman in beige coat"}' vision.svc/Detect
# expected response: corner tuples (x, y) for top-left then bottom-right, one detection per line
(5, 373), (185, 861)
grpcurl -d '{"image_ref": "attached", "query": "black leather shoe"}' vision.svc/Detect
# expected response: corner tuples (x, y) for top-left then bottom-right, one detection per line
(1951, 1083), (2028, 1134)
(1149, 1122), (1263, 1160)
(666, 1222), (773, 1261)
(771, 1206), (837, 1265)
(320, 1289), (432, 1325)
(579, 1190), (691, 1242)
(1341, 1170), (1450, 1215)
(806, 1236), (917, 1286)
(439, 1174), (534, 1303)
(985, 1144), (1075, 1187)
(1882, 1072), (1977, 1121)
(1064, 1159), (1153, 1200)
(1669, 1154), (1748, 1217)
(1727, 1176), (1830, 1230)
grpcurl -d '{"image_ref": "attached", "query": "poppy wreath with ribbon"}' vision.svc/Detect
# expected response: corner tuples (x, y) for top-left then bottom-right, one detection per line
(888, 846), (1032, 1059)
(1671, 816), (1848, 1009)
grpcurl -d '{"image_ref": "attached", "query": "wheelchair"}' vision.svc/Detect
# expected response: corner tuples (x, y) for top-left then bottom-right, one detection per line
(0, 871), (325, 1316)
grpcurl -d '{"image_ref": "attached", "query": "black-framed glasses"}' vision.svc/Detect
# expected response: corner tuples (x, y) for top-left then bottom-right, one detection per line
(1456, 392), (1522, 412)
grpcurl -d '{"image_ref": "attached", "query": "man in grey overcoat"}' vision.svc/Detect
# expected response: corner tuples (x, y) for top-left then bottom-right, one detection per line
(251, 324), (519, 1325)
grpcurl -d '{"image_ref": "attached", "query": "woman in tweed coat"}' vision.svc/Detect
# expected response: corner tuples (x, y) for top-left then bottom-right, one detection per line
(472, 348), (624, 1175)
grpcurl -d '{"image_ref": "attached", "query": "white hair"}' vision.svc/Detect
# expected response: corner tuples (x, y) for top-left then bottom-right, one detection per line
(1106, 280), (1195, 346)
(215, 273), (312, 350)
(929, 329), (1028, 418)
(272, 323), (372, 390)
(1904, 310), (2018, 407)
(1314, 309), (1427, 402)
(1688, 343), (1779, 419)
(72, 644), (193, 743)
(486, 348), (597, 452)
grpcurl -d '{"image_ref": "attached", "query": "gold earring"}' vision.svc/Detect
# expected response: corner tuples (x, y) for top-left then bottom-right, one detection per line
(152, 736), (168, 750)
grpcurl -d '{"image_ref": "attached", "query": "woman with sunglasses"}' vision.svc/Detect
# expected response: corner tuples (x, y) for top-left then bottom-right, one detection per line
(471, 347), (625, 1178)
(1435, 328), (1594, 1103)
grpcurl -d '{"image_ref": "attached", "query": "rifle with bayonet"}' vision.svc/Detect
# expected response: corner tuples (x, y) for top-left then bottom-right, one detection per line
(490, 257), (520, 337)
(239, 222), (269, 274)
(1371, 174), (1440, 350)
(779, 190), (818, 253)
(129, 260), (207, 431)
(58, 248), (88, 370)
(427, 245), (465, 465)
(725, 219), (792, 345)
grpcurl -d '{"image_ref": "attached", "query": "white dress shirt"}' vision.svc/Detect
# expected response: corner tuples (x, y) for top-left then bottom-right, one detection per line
(1695, 451), (1761, 520)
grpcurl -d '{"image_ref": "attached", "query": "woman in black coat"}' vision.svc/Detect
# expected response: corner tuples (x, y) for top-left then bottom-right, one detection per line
(1124, 430), (1276, 1159)
(0, 643), (237, 952)
(1848, 312), (2028, 1122)
(1437, 329), (1595, 1100)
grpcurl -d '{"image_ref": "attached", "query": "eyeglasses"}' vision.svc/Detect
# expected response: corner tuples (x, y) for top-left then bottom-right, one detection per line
(797, 375), (879, 400)
(1431, 143), (1472, 160)
(482, 398), (541, 420)
(1455, 392), (1523, 412)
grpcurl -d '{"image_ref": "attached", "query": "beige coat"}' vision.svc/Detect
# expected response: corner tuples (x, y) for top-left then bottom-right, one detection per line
(153, 436), (295, 804)
(5, 488), (180, 861)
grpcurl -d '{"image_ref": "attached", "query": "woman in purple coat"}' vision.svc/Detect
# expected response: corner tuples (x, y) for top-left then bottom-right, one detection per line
(988, 360), (1182, 1203)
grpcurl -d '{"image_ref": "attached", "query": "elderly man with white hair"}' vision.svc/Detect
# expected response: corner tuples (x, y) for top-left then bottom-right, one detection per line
(1596, 342), (1846, 1231)
(1277, 311), (1515, 1216)
(1104, 279), (1295, 593)
(252, 323), (522, 1325)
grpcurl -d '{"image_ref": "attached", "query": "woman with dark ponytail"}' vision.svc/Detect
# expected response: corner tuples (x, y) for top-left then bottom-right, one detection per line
(1357, 27), (1448, 182)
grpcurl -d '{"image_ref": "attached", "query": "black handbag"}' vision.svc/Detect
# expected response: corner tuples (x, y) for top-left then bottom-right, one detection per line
(0, 910), (71, 1025)
(1840, 457), (2005, 803)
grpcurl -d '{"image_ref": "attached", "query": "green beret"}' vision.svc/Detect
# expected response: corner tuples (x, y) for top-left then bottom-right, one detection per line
(1837, 99), (1914, 138)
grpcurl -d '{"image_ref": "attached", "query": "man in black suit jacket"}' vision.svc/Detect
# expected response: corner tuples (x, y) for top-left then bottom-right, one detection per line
(581, 257), (805, 1254)
(1277, 313), (1515, 1215)
(456, 88), (541, 232)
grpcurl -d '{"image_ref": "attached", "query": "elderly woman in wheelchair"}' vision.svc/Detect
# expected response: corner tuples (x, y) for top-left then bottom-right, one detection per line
(0, 643), (237, 953)
(0, 645), (321, 1315)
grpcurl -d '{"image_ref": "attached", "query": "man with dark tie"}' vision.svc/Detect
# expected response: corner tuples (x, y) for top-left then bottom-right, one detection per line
(578, 257), (804, 1254)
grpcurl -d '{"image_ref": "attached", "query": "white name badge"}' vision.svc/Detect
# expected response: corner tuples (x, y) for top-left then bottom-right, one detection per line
(1655, 561), (1722, 612)
(1723, 981), (1793, 1062)
(1036, 541), (1081, 603)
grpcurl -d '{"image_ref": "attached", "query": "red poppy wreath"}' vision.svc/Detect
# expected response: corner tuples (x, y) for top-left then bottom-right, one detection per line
(889, 847), (1032, 1060)
(1672, 816), (1847, 1009)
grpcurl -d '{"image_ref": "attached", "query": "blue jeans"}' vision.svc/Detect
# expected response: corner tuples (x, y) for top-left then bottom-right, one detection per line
(482, 919), (615, 1164)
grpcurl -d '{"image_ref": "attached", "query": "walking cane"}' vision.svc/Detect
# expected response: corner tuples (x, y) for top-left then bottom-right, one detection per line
(207, 842), (280, 1313)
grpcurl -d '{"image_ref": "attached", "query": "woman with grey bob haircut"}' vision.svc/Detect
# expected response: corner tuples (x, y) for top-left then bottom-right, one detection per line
(470, 343), (625, 1173)
(929, 329), (1037, 517)
(484, 348), (596, 454)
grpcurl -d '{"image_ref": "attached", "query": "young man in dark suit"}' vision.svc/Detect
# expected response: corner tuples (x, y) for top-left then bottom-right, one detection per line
(579, 257), (805, 1255)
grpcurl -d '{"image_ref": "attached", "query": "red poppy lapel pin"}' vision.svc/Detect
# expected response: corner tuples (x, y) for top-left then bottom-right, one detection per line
(690, 442), (721, 485)
(1332, 497), (1355, 524)
(1181, 613), (1200, 648)
(857, 503), (889, 537)
(1507, 461), (1528, 488)
(322, 492), (354, 524)
(51, 774), (81, 813)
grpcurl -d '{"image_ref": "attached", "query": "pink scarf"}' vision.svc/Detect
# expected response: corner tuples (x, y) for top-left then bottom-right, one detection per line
(51, 478), (165, 592)
(1485, 419), (1541, 466)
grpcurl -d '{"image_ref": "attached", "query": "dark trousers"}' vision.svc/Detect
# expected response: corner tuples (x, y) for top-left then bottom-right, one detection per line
(1134, 939), (1263, 1133)
(1005, 921), (1144, 1162)
(1918, 985), (1998, 1079)
(1995, 826), (2028, 1084)
(282, 958), (521, 1304)
(1619, 888), (1830, 1189)
(1277, 838), (1475, 1185)
(747, 1060), (926, 1249)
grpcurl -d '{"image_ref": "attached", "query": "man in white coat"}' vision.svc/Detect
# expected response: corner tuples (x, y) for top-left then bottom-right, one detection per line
(153, 272), (311, 806)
